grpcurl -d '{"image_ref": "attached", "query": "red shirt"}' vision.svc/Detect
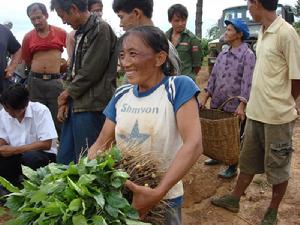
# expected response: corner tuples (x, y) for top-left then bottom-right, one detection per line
(22, 25), (66, 65)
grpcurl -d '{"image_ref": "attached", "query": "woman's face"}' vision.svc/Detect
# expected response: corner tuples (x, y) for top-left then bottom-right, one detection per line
(120, 34), (164, 88)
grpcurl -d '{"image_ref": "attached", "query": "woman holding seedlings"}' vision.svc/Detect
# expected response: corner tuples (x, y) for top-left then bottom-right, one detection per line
(88, 26), (202, 224)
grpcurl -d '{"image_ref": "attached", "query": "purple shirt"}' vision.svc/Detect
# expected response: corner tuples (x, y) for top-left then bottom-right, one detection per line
(206, 43), (256, 112)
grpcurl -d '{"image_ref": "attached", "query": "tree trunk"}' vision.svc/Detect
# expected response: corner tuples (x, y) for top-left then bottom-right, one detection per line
(195, 0), (203, 38)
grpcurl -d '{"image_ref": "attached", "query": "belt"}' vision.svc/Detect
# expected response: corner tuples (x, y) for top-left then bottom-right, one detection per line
(30, 72), (61, 80)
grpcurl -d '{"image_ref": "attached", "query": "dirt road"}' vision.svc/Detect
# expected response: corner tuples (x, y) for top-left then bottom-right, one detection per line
(181, 69), (300, 225)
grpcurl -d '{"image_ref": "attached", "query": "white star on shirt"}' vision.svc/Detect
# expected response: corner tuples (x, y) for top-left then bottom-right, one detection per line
(118, 120), (150, 145)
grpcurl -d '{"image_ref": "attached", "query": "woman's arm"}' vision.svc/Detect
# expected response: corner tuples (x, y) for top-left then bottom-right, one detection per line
(88, 118), (116, 159)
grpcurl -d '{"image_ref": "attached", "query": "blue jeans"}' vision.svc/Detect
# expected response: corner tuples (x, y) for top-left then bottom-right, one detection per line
(57, 106), (105, 165)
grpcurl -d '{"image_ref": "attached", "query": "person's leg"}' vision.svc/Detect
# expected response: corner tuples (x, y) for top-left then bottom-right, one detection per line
(211, 119), (265, 212)
(21, 151), (56, 170)
(57, 105), (76, 165)
(0, 155), (22, 185)
(72, 111), (106, 163)
(260, 121), (295, 224)
(45, 79), (63, 136)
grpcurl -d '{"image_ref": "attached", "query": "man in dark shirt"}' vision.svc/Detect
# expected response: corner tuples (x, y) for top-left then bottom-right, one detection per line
(0, 24), (21, 95)
(51, 0), (118, 164)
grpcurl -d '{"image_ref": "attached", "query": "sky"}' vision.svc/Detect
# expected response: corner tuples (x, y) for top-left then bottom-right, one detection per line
(0, 0), (297, 43)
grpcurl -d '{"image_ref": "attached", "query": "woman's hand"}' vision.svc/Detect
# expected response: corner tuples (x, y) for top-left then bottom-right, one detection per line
(234, 102), (246, 121)
(200, 92), (210, 109)
(125, 180), (164, 219)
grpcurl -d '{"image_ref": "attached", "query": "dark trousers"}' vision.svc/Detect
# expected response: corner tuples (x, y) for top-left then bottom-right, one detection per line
(28, 74), (63, 136)
(0, 151), (56, 185)
(57, 104), (106, 165)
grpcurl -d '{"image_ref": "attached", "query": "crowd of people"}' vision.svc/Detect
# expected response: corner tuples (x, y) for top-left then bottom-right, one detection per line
(0, 0), (299, 225)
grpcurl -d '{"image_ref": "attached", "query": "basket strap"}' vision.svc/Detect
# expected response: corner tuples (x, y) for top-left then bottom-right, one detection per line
(218, 96), (246, 110)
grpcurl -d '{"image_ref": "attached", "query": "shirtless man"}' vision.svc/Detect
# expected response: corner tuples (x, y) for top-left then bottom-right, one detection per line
(22, 2), (66, 134)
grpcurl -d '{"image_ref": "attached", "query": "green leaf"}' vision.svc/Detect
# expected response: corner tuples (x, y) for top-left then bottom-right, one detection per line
(0, 176), (19, 193)
(22, 165), (37, 180)
(48, 163), (64, 175)
(30, 190), (47, 203)
(111, 178), (123, 189)
(72, 215), (88, 225)
(68, 198), (82, 212)
(5, 194), (24, 213)
(44, 200), (66, 216)
(91, 215), (108, 225)
(67, 164), (79, 175)
(111, 170), (129, 179)
(123, 206), (139, 220)
(105, 204), (119, 218)
(78, 174), (97, 185)
(93, 192), (105, 208)
(67, 177), (84, 196)
(125, 219), (152, 225)
(106, 191), (130, 209)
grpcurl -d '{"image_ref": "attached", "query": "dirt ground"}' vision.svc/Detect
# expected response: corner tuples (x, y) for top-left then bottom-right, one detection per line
(181, 68), (300, 225)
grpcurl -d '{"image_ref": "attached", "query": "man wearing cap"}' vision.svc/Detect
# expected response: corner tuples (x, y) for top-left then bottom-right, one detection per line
(200, 18), (256, 178)
(166, 3), (202, 80)
(211, 0), (300, 224)
(22, 3), (66, 134)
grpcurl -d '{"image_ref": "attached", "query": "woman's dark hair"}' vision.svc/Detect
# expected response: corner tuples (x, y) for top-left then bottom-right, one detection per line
(168, 4), (188, 22)
(27, 3), (48, 17)
(0, 84), (29, 110)
(112, 0), (153, 19)
(50, 0), (88, 13)
(120, 26), (175, 76)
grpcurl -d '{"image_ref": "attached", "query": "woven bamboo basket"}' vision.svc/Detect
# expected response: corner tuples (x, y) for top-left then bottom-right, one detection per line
(199, 97), (242, 165)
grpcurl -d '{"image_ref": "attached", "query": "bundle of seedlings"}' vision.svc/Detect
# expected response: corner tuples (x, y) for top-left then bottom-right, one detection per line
(0, 146), (167, 225)
(115, 147), (167, 225)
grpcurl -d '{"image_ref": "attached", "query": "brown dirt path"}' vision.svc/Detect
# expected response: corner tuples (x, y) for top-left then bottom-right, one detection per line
(182, 68), (300, 225)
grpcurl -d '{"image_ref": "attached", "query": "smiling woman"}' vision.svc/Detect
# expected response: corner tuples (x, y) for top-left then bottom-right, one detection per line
(88, 26), (203, 224)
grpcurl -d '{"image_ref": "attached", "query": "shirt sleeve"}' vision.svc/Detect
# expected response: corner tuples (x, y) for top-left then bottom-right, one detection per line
(0, 112), (9, 144)
(191, 36), (202, 68)
(281, 26), (300, 80)
(240, 50), (256, 102)
(35, 106), (58, 141)
(103, 85), (131, 123)
(7, 29), (21, 55)
(172, 76), (200, 113)
(205, 54), (221, 96)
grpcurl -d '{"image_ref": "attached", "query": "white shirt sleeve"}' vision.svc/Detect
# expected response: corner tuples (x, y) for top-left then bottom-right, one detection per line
(0, 110), (9, 144)
(35, 106), (58, 141)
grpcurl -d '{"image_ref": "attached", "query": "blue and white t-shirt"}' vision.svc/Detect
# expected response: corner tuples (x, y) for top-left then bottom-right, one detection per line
(104, 75), (200, 200)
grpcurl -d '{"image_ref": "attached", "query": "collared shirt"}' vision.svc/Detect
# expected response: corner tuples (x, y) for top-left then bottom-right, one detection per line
(166, 28), (202, 79)
(206, 43), (255, 112)
(0, 102), (57, 154)
(247, 16), (300, 124)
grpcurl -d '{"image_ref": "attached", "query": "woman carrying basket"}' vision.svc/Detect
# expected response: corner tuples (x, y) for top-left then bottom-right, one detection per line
(200, 18), (255, 179)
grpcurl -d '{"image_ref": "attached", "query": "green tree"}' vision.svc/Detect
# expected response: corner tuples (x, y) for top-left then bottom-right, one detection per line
(207, 25), (221, 40)
(295, 0), (300, 16)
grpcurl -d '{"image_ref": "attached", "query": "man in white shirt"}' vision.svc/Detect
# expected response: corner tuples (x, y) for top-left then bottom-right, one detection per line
(0, 84), (57, 186)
